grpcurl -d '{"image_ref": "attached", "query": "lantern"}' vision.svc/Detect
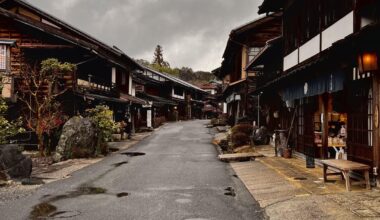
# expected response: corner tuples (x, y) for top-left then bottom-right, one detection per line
(358, 52), (378, 73)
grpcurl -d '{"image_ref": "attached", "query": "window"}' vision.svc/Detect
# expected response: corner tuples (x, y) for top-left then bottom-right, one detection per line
(283, 0), (354, 55)
(321, 0), (353, 29)
(121, 73), (126, 85)
(298, 99), (304, 135)
(368, 87), (373, 147)
(174, 87), (184, 96)
(247, 47), (262, 62)
(0, 45), (7, 70)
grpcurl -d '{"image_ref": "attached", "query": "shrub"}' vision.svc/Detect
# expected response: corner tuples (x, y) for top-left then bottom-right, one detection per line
(231, 132), (250, 148)
(0, 99), (24, 144)
(86, 105), (118, 143)
(231, 123), (253, 136)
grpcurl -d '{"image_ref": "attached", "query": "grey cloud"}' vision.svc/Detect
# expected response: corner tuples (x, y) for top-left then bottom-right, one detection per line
(27, 0), (262, 71)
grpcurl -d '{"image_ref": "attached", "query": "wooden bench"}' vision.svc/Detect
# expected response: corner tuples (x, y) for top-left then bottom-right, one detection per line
(321, 159), (370, 191)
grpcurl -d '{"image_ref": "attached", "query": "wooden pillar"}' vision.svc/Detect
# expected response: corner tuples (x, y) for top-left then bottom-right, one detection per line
(321, 94), (330, 159)
(372, 72), (380, 185)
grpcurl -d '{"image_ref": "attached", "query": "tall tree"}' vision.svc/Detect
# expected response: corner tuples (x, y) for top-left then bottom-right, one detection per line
(152, 45), (170, 67)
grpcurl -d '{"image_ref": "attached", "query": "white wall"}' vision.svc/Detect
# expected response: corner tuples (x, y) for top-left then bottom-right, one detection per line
(128, 75), (132, 95)
(132, 83), (136, 96)
(111, 67), (116, 84)
(299, 34), (320, 63)
(283, 11), (354, 71)
(322, 11), (354, 51)
(283, 49), (299, 71)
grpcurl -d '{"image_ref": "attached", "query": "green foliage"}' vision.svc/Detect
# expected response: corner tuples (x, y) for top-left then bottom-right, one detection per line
(86, 105), (117, 142)
(0, 99), (25, 144)
(40, 58), (77, 78)
(150, 63), (180, 77)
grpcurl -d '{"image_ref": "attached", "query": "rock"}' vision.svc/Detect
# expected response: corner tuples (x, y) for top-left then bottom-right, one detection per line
(216, 126), (228, 133)
(0, 144), (32, 180)
(53, 116), (99, 162)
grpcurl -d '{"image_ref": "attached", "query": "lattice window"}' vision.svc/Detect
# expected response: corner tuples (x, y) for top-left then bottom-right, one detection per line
(0, 45), (6, 70)
(248, 47), (262, 62)
(368, 87), (373, 147)
(298, 99), (304, 135)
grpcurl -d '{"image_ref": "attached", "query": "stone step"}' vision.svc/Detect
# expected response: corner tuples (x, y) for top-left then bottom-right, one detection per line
(218, 152), (263, 162)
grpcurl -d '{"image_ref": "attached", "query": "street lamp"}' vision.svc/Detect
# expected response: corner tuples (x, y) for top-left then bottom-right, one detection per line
(358, 52), (378, 73)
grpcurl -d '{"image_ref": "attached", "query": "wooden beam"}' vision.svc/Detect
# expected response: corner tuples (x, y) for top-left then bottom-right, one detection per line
(19, 43), (74, 49)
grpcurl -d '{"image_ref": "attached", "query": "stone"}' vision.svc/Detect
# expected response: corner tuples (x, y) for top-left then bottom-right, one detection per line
(53, 116), (99, 162)
(0, 144), (32, 180)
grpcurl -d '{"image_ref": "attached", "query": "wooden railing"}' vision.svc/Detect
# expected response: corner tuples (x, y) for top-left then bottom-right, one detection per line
(76, 75), (119, 97)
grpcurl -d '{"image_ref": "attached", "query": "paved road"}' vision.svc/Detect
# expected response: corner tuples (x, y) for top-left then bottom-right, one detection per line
(0, 120), (265, 220)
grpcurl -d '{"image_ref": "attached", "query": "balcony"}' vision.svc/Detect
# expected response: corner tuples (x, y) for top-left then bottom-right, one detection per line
(77, 76), (119, 98)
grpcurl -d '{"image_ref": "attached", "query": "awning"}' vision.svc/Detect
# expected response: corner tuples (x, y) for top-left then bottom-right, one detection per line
(78, 92), (128, 104)
(120, 93), (147, 105)
(281, 71), (346, 101)
(246, 36), (282, 70)
(191, 99), (204, 104)
(137, 93), (177, 107)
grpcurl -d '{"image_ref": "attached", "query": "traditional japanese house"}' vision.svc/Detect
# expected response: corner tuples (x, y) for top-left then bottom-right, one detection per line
(135, 66), (207, 124)
(0, 0), (146, 129)
(257, 0), (380, 181)
(200, 82), (223, 119)
(246, 36), (289, 132)
(216, 14), (282, 125)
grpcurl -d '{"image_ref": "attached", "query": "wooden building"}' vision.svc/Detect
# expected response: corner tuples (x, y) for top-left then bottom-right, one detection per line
(254, 0), (380, 182)
(215, 14), (282, 125)
(0, 0), (147, 132)
(135, 66), (207, 125)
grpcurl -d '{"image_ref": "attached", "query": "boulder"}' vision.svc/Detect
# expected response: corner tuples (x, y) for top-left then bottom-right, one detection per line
(0, 144), (32, 180)
(53, 116), (99, 162)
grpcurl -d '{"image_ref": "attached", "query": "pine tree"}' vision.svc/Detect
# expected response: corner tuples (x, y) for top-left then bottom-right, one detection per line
(152, 45), (170, 67)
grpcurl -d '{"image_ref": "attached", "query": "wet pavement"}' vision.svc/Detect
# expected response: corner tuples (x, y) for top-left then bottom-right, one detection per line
(0, 120), (264, 220)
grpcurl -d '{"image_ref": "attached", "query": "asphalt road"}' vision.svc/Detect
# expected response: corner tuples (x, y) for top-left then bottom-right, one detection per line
(0, 120), (265, 220)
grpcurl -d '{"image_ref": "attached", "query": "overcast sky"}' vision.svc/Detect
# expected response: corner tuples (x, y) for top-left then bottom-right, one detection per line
(27, 0), (262, 71)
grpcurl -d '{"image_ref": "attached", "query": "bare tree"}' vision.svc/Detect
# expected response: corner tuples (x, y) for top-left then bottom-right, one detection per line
(17, 58), (76, 156)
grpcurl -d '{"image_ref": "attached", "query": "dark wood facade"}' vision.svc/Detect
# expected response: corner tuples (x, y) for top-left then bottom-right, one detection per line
(255, 0), (380, 179)
(217, 14), (282, 125)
